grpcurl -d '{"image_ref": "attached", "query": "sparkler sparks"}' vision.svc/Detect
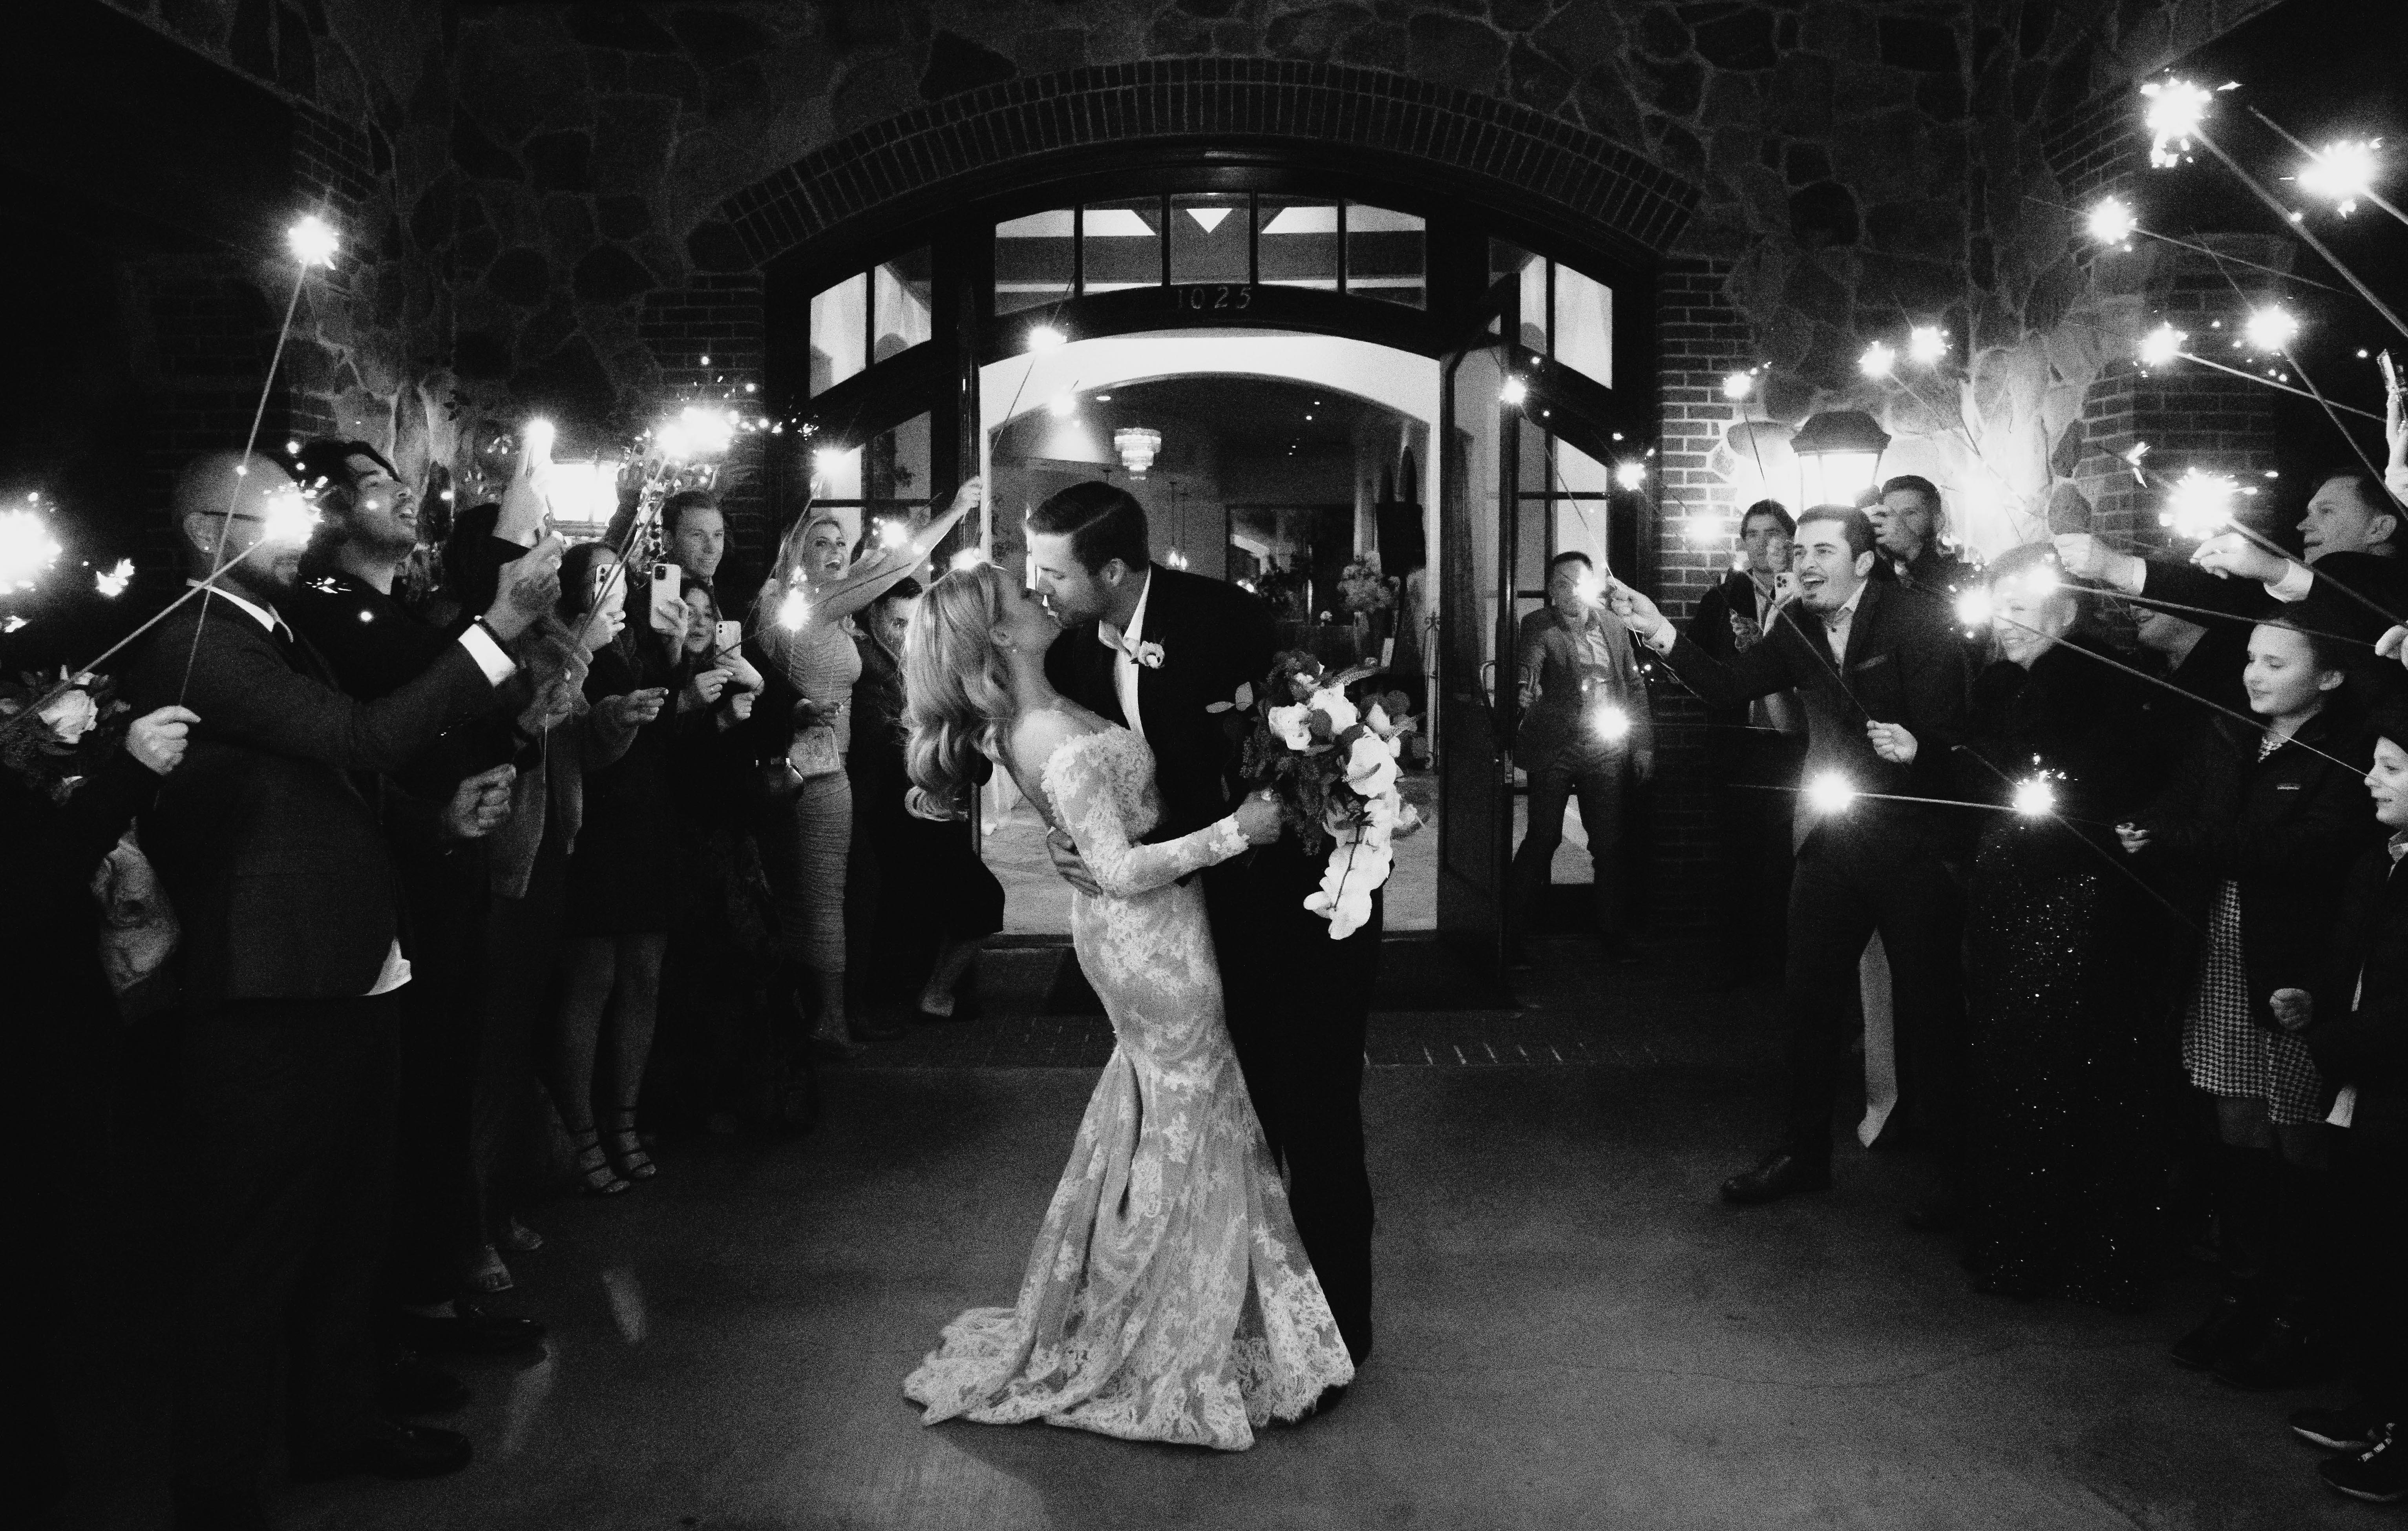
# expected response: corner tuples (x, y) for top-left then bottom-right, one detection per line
(1721, 370), (1756, 401)
(2143, 78), (2225, 169)
(285, 214), (340, 269)
(775, 588), (811, 631)
(949, 546), (991, 573)
(2011, 776), (2059, 817)
(2242, 305), (2301, 354)
(2139, 323), (2187, 369)
(1804, 772), (1858, 815)
(1613, 460), (1648, 491)
(1592, 703), (1633, 743)
(1907, 326), (1951, 365)
(2297, 138), (2382, 215)
(0, 502), (63, 592)
(95, 558), (134, 598)
(653, 406), (738, 462)
(1954, 586), (1994, 628)
(261, 488), (319, 547)
(2087, 196), (2140, 245)
(1499, 376), (1528, 406)
(2158, 468), (2246, 540)
(2123, 442), (2153, 485)
(1857, 340), (1897, 379)
(522, 417), (556, 462)
(1026, 324), (1067, 351)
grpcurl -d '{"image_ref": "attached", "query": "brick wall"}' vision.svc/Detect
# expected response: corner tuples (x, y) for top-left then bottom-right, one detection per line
(639, 274), (772, 562)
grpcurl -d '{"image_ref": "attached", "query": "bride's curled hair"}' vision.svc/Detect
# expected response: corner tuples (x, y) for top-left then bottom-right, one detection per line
(903, 560), (1017, 819)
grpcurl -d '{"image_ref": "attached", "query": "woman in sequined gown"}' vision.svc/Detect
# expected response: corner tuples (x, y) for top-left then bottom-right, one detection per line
(894, 562), (1354, 1450)
(1956, 547), (2161, 1307)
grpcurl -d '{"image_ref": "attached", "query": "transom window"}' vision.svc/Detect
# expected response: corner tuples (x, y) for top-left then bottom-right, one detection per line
(992, 196), (1425, 313)
(1490, 241), (1614, 391)
(808, 246), (933, 398)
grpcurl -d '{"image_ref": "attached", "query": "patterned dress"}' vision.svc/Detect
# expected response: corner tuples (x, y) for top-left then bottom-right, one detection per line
(2182, 734), (2331, 1124)
(904, 722), (1353, 1450)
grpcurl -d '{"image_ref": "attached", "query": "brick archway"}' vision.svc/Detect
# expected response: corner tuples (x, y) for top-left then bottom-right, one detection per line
(694, 58), (1699, 272)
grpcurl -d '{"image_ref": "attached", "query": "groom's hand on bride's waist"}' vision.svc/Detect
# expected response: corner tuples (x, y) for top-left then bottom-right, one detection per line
(1046, 828), (1104, 897)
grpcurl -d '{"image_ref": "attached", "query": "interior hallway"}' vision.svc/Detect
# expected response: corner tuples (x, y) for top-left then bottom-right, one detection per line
(57, 952), (2359, 1531)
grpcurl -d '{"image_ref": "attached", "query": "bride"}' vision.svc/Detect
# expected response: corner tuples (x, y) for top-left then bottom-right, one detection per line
(897, 560), (1354, 1450)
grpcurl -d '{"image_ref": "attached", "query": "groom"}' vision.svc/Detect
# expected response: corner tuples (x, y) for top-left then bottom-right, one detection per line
(1029, 482), (1381, 1370)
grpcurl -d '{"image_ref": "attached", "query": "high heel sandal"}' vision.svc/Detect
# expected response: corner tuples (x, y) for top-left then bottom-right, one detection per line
(570, 1128), (630, 1196)
(606, 1110), (658, 1182)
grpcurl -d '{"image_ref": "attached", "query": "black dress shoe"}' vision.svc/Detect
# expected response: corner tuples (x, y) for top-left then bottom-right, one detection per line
(172, 1491), (272, 1531)
(1719, 1152), (1831, 1205)
(380, 1352), (470, 1414)
(2294, 1400), (2388, 1453)
(1305, 1383), (1348, 1420)
(290, 1418), (472, 1482)
(397, 1299), (546, 1356)
(2215, 1314), (2324, 1390)
(2169, 1293), (2264, 1370)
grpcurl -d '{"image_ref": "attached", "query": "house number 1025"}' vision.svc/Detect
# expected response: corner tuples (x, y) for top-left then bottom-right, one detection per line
(1173, 284), (1253, 310)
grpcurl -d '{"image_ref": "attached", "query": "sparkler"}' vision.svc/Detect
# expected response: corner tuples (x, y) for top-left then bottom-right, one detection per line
(775, 588), (811, 631)
(2241, 305), (2300, 354)
(2139, 324), (2186, 369)
(0, 500), (63, 593)
(1857, 341), (1897, 379)
(1906, 326), (1950, 366)
(1613, 460), (1648, 491)
(285, 214), (340, 269)
(1592, 703), (1632, 743)
(1804, 772), (1858, 815)
(94, 558), (133, 599)
(2296, 137), (2383, 216)
(2011, 775), (2058, 818)
(1953, 586), (1993, 628)
(2086, 196), (2139, 246)
(2158, 468), (2246, 540)
(2143, 77), (2227, 168)
(1499, 376), (1528, 406)
(949, 546), (991, 573)
(1047, 393), (1078, 418)
(1026, 324), (1067, 351)
(1721, 370), (1756, 401)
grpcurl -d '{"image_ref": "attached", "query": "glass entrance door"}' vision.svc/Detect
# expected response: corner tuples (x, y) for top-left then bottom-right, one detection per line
(1434, 287), (1518, 974)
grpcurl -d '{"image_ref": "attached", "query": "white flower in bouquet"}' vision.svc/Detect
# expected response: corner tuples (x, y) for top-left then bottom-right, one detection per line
(1267, 703), (1315, 752)
(1304, 822), (1393, 940)
(1343, 731), (1399, 799)
(1308, 686), (1359, 733)
(39, 686), (99, 744)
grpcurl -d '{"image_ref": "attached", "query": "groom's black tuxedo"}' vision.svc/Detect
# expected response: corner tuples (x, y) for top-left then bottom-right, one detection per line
(1047, 564), (1382, 1363)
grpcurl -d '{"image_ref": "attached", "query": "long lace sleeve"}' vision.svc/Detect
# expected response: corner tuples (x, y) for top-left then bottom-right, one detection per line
(1041, 732), (1246, 899)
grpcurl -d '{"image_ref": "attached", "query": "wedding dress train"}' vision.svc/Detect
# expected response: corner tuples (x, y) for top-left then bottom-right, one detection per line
(904, 723), (1353, 1450)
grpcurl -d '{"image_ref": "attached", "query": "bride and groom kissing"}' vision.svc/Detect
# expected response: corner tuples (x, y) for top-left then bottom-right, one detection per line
(897, 481), (1381, 1450)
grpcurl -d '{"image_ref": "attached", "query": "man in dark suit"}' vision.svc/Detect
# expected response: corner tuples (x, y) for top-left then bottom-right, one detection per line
(1871, 475), (1980, 597)
(1611, 505), (1972, 1209)
(126, 451), (558, 1531)
(1030, 482), (1379, 1379)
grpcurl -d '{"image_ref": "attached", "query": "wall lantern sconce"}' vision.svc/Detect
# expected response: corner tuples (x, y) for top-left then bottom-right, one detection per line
(1789, 409), (1891, 508)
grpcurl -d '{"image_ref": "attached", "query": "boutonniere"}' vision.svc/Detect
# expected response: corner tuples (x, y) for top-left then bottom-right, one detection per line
(1135, 640), (1166, 669)
(1206, 681), (1254, 715)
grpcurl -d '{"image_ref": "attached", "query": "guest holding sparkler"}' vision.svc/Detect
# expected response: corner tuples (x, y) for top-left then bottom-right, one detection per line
(1508, 551), (1653, 963)
(1946, 546), (2161, 1307)
(126, 451), (558, 1527)
(1610, 505), (1973, 1213)
(2118, 614), (2379, 1386)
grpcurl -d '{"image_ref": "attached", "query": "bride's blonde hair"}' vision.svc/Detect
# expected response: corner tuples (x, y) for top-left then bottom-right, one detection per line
(903, 560), (1017, 819)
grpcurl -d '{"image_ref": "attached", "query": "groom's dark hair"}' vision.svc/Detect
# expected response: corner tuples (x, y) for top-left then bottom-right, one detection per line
(1027, 481), (1150, 575)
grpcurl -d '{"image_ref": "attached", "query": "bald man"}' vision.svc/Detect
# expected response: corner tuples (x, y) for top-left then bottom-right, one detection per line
(126, 453), (559, 1529)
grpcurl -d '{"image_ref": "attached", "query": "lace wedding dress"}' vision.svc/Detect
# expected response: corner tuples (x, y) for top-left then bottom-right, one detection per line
(903, 721), (1354, 1450)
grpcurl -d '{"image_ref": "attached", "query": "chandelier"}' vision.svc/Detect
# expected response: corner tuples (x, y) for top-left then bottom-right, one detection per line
(1113, 426), (1162, 477)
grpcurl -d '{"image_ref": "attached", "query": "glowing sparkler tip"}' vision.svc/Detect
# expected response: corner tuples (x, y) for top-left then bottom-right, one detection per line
(2243, 305), (2301, 354)
(948, 547), (990, 573)
(1907, 325), (1950, 365)
(1613, 460), (1648, 491)
(876, 519), (910, 550)
(1721, 370), (1756, 401)
(1805, 772), (1858, 815)
(1593, 703), (1633, 743)
(95, 558), (134, 599)
(0, 509), (64, 593)
(2298, 137), (2382, 214)
(261, 489), (319, 547)
(1026, 324), (1067, 352)
(1857, 340), (1898, 379)
(1047, 393), (1078, 418)
(775, 589), (811, 631)
(522, 418), (556, 461)
(2158, 467), (2245, 540)
(2142, 78), (2220, 169)
(2086, 196), (2140, 245)
(2011, 776), (2058, 817)
(286, 214), (340, 269)
(1954, 586), (1994, 629)
(2139, 323), (2187, 369)
(1499, 376), (1529, 406)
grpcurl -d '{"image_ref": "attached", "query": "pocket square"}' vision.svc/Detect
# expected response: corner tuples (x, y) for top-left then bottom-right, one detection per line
(1849, 653), (1892, 672)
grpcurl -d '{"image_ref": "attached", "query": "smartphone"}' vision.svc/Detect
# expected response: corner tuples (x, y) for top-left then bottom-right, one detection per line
(715, 619), (743, 661)
(648, 561), (685, 635)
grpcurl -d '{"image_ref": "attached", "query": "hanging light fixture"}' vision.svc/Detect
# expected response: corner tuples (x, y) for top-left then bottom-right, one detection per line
(1789, 409), (1891, 507)
(1113, 426), (1163, 477)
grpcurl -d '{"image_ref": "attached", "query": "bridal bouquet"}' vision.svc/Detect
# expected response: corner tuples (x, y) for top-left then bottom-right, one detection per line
(1, 667), (130, 803)
(1232, 651), (1422, 939)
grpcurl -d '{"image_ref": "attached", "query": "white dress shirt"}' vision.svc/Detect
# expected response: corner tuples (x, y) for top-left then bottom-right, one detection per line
(1819, 582), (1866, 662)
(1096, 567), (1155, 743)
(186, 579), (519, 996)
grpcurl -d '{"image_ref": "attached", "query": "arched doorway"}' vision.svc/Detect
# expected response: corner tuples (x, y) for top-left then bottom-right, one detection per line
(736, 137), (1671, 972)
